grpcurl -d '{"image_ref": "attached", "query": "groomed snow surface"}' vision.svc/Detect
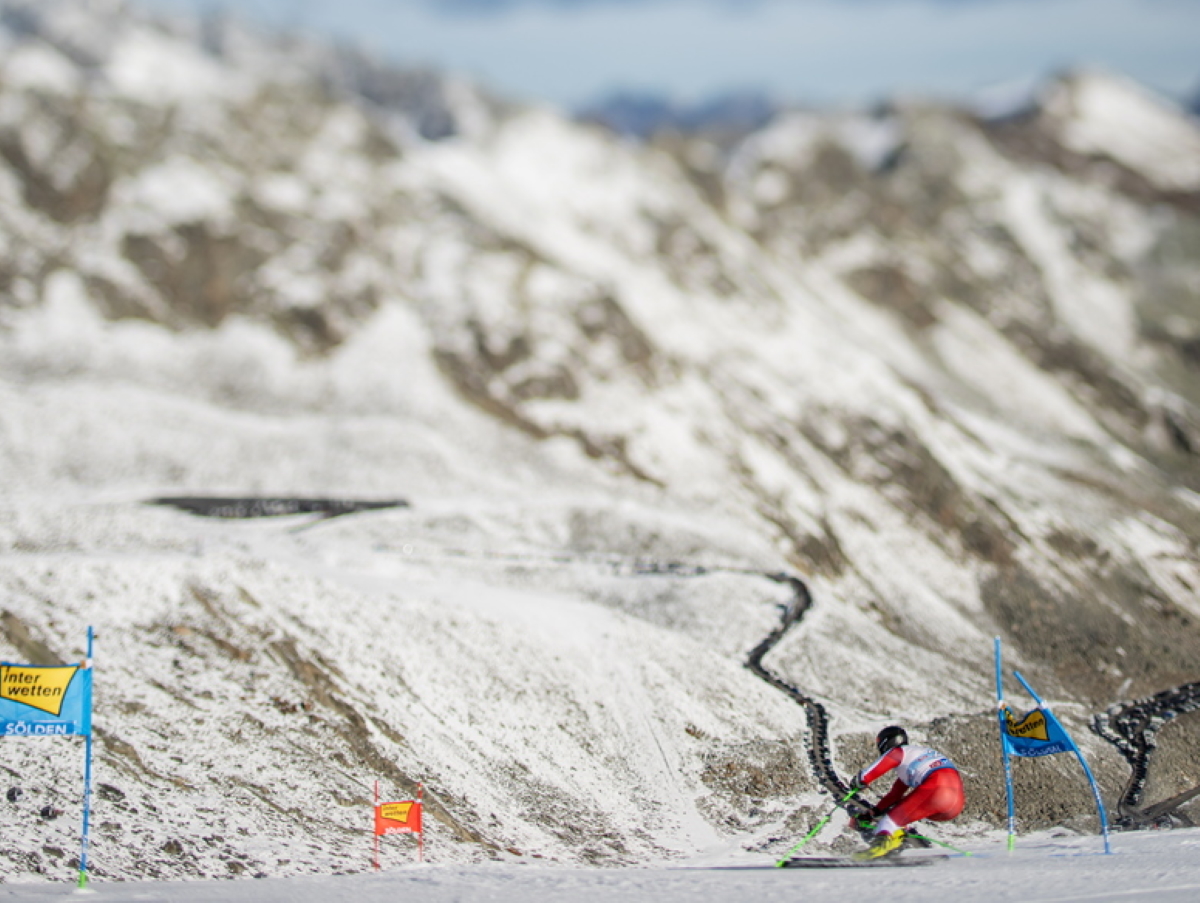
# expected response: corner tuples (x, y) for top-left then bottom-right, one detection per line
(1, 829), (1199, 902)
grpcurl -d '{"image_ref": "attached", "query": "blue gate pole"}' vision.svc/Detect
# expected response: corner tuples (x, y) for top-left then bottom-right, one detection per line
(1014, 671), (1111, 855)
(994, 638), (1017, 852)
(78, 627), (95, 889)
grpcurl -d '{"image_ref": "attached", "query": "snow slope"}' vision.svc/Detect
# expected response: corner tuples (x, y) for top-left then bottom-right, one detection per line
(1, 0), (1199, 889)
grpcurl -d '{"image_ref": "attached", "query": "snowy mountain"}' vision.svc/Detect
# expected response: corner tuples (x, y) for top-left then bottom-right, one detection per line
(576, 89), (779, 140)
(1, 0), (1199, 886)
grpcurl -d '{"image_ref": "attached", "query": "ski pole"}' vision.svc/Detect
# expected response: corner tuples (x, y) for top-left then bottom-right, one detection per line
(775, 788), (860, 866)
(906, 831), (974, 857)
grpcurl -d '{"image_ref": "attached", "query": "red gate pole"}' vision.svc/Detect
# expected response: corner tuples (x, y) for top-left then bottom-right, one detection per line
(373, 780), (380, 871)
(418, 784), (425, 863)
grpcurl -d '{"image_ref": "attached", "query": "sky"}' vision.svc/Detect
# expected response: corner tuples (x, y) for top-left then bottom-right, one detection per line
(125, 0), (1200, 109)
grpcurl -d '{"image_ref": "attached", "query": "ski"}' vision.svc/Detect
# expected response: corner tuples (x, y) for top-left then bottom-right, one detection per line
(780, 853), (948, 869)
(711, 853), (948, 870)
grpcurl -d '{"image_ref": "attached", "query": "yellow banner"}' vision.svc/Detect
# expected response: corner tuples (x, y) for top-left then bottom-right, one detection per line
(380, 802), (414, 823)
(1005, 707), (1050, 741)
(0, 666), (79, 717)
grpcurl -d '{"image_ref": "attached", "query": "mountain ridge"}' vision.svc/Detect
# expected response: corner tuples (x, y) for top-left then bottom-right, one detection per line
(1, 0), (1199, 883)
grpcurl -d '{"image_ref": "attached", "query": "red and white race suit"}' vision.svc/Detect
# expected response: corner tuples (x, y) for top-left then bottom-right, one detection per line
(856, 745), (965, 831)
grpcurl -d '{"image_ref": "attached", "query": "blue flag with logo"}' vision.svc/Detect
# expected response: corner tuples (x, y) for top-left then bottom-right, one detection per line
(1000, 703), (1073, 757)
(0, 663), (93, 737)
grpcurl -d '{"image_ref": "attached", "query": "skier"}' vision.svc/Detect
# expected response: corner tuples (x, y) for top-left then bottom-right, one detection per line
(848, 725), (964, 860)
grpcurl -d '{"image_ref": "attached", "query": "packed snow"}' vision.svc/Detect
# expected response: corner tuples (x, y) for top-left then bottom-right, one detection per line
(3, 829), (1200, 901)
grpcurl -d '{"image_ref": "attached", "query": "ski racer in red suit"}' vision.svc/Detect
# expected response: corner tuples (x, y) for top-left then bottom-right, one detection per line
(850, 726), (965, 860)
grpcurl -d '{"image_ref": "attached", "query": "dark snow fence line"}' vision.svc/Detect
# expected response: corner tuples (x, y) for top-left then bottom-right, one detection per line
(742, 573), (851, 798)
(549, 561), (854, 798)
(595, 562), (853, 799)
(1090, 681), (1200, 829)
(604, 563), (846, 794)
(148, 496), (410, 520)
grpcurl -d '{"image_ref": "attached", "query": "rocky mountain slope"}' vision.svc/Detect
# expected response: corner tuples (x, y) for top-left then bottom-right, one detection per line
(1, 0), (1198, 884)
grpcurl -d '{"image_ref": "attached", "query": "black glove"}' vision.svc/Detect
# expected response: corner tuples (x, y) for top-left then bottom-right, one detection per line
(843, 800), (872, 820)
